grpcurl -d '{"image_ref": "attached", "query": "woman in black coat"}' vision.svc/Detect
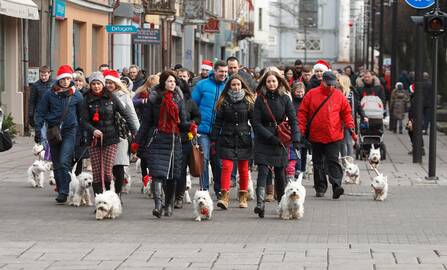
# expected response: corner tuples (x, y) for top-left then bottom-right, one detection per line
(252, 70), (300, 218)
(211, 74), (256, 210)
(81, 72), (138, 195)
(135, 70), (196, 218)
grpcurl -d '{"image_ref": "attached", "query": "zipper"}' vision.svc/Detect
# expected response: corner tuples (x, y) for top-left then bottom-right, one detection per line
(166, 133), (175, 179)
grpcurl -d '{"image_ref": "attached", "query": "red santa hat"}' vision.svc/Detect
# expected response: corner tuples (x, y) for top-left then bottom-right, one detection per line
(55, 65), (74, 81)
(103, 69), (121, 85)
(313, 60), (331, 72)
(201, 59), (213, 71)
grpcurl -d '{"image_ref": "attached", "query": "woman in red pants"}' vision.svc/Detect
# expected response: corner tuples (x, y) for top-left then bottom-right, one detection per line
(211, 74), (255, 209)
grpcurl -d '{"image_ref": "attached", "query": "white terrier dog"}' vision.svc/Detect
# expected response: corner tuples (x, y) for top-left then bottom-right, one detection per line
(371, 173), (388, 201)
(340, 156), (360, 184)
(193, 190), (213, 222)
(184, 174), (192, 204)
(95, 190), (122, 220)
(32, 144), (45, 160)
(279, 173), (306, 220)
(368, 145), (381, 169)
(31, 144), (56, 185)
(305, 154), (313, 180)
(27, 160), (49, 188)
(121, 167), (132, 194)
(68, 171), (93, 207)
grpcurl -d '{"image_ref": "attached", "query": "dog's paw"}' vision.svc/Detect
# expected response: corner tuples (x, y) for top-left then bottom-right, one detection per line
(195, 216), (201, 222)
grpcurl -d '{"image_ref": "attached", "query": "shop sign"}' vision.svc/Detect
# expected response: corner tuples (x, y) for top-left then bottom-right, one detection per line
(54, 0), (66, 20)
(132, 29), (161, 44)
(28, 68), (39, 84)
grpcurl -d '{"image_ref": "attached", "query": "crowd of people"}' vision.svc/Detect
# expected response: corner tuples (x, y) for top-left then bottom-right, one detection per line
(27, 57), (430, 218)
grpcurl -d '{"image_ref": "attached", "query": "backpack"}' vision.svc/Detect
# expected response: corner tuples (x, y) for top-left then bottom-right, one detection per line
(360, 95), (384, 119)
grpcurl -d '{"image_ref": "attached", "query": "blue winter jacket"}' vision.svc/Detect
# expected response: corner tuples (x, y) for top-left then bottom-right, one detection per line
(35, 88), (84, 131)
(192, 71), (227, 135)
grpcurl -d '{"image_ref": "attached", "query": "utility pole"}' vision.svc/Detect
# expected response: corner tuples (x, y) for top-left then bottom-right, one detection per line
(378, 0), (384, 75)
(365, 0), (370, 69)
(390, 0), (398, 86)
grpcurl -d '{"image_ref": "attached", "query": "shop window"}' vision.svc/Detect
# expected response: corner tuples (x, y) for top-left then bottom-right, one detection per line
(73, 21), (82, 70)
(28, 19), (40, 67)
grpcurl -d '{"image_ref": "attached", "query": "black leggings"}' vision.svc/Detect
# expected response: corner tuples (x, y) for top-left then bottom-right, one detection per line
(257, 164), (285, 202)
(140, 157), (149, 179)
(112, 165), (125, 194)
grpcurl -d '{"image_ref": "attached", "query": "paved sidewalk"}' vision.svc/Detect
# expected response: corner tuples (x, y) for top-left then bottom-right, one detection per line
(1, 131), (447, 269)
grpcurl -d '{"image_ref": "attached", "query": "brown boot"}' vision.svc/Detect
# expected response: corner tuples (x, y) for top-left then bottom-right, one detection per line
(238, 191), (248, 208)
(217, 190), (229, 210)
(265, 184), (274, 202)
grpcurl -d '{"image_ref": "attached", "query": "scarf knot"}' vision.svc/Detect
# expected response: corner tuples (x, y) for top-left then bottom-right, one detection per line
(158, 91), (180, 134)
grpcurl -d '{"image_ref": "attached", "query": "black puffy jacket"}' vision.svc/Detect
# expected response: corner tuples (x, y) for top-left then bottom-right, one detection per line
(28, 79), (55, 126)
(211, 96), (253, 160)
(81, 91), (137, 146)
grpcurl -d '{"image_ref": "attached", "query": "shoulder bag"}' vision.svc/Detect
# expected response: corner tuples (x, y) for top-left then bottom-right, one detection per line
(262, 95), (292, 146)
(188, 137), (204, 177)
(46, 96), (72, 145)
(305, 92), (333, 140)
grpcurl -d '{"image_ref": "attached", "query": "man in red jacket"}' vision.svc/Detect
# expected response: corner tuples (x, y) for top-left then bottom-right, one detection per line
(298, 71), (357, 199)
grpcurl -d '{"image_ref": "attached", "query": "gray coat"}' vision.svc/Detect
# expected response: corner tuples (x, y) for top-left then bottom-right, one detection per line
(113, 90), (140, 166)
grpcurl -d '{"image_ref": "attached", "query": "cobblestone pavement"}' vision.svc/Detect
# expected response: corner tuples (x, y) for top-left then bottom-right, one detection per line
(1, 131), (447, 269)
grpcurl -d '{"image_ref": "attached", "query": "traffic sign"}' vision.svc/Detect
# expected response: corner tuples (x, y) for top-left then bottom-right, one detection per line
(105, 25), (138, 33)
(405, 0), (435, 9)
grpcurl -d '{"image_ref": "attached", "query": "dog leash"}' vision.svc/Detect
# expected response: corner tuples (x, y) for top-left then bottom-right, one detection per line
(99, 136), (105, 192)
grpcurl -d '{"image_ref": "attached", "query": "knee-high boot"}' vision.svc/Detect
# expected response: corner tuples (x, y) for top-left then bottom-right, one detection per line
(152, 181), (163, 218)
(163, 181), (175, 217)
(254, 187), (266, 218)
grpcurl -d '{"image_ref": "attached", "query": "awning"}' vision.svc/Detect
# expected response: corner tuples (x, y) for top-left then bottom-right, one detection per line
(0, 0), (39, 20)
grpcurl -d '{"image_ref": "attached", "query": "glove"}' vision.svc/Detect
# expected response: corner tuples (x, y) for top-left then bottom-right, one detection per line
(270, 136), (282, 145)
(293, 142), (301, 150)
(28, 117), (35, 128)
(34, 131), (41, 144)
(189, 121), (197, 136)
(130, 143), (139, 154)
(363, 117), (369, 123)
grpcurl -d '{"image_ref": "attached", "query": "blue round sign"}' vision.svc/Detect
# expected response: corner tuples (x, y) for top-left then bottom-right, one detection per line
(405, 0), (435, 9)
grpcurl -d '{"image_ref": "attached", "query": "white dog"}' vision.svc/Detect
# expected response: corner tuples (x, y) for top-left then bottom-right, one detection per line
(304, 154), (313, 180)
(340, 156), (360, 184)
(32, 144), (45, 160)
(27, 160), (49, 188)
(68, 171), (93, 207)
(278, 173), (306, 220)
(95, 190), (122, 220)
(184, 174), (192, 204)
(368, 145), (381, 169)
(193, 190), (213, 222)
(371, 173), (388, 201)
(121, 167), (132, 194)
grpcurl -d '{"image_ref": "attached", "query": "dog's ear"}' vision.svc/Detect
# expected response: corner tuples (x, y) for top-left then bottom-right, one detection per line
(384, 176), (388, 182)
(295, 172), (303, 185)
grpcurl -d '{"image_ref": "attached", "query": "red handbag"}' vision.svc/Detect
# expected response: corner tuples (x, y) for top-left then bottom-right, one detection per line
(262, 95), (292, 146)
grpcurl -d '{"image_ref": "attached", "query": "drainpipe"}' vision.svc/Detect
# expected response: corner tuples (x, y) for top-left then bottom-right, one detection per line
(49, 0), (55, 73)
(23, 19), (30, 136)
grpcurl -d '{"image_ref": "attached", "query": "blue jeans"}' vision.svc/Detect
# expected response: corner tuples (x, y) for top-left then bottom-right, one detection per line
(50, 127), (76, 196)
(40, 122), (48, 149)
(198, 134), (221, 195)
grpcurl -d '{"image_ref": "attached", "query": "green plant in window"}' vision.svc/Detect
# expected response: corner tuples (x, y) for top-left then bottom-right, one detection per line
(2, 113), (17, 138)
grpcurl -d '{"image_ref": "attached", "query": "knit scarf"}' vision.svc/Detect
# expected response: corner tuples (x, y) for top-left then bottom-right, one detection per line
(228, 89), (245, 103)
(52, 83), (75, 96)
(158, 91), (180, 134)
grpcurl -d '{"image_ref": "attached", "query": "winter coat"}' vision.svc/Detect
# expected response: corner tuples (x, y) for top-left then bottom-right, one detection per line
(29, 79), (55, 126)
(252, 89), (300, 167)
(181, 89), (201, 143)
(308, 75), (322, 90)
(131, 75), (145, 92)
(355, 81), (386, 117)
(136, 86), (190, 180)
(192, 71), (227, 135)
(390, 88), (410, 120)
(81, 90), (138, 146)
(35, 88), (84, 132)
(210, 95), (253, 160)
(191, 75), (208, 89)
(298, 85), (355, 144)
(113, 90), (140, 166)
(132, 86), (150, 123)
(237, 70), (258, 93)
(422, 80), (433, 109)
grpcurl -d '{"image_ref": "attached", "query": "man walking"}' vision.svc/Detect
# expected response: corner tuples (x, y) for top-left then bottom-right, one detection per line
(298, 71), (357, 199)
(226, 56), (258, 92)
(192, 60), (228, 198)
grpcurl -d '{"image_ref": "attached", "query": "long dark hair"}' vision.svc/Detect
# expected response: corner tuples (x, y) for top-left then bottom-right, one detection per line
(158, 70), (179, 91)
(256, 70), (290, 96)
(215, 74), (256, 110)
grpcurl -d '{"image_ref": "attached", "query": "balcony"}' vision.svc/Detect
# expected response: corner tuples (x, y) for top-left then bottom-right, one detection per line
(237, 21), (254, 40)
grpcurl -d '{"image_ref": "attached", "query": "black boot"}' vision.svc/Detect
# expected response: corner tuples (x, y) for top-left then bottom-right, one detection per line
(92, 182), (103, 196)
(254, 187), (266, 218)
(163, 181), (175, 217)
(104, 181), (111, 191)
(114, 178), (123, 195)
(152, 181), (162, 218)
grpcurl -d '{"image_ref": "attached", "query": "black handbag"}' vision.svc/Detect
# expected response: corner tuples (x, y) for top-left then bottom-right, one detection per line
(0, 130), (12, 152)
(46, 96), (72, 145)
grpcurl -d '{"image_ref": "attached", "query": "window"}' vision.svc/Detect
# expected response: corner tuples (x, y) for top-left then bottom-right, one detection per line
(258, 8), (263, 31)
(73, 21), (82, 69)
(299, 0), (318, 29)
(296, 37), (321, 51)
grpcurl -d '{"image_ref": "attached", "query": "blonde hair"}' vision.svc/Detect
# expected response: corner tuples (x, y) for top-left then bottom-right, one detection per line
(337, 74), (351, 97)
(135, 74), (160, 94)
(73, 71), (88, 88)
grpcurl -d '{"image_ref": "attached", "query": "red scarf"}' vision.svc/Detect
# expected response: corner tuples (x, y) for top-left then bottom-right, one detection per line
(158, 91), (180, 134)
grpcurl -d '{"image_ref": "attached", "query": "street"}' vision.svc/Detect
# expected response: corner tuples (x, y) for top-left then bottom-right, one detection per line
(1, 131), (447, 269)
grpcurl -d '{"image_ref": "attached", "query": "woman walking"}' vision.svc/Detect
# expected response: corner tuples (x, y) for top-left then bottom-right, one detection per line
(73, 71), (90, 176)
(211, 74), (255, 209)
(34, 65), (84, 203)
(252, 70), (300, 218)
(104, 69), (140, 196)
(81, 72), (138, 195)
(337, 74), (355, 157)
(135, 70), (197, 218)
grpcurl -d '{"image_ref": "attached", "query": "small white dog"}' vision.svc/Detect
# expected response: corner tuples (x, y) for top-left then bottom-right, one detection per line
(121, 167), (132, 194)
(32, 144), (45, 160)
(184, 174), (192, 204)
(340, 156), (360, 184)
(193, 190), (213, 222)
(27, 160), (49, 188)
(68, 171), (93, 207)
(305, 154), (313, 180)
(279, 173), (306, 220)
(95, 190), (122, 220)
(371, 173), (388, 201)
(368, 145), (381, 169)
